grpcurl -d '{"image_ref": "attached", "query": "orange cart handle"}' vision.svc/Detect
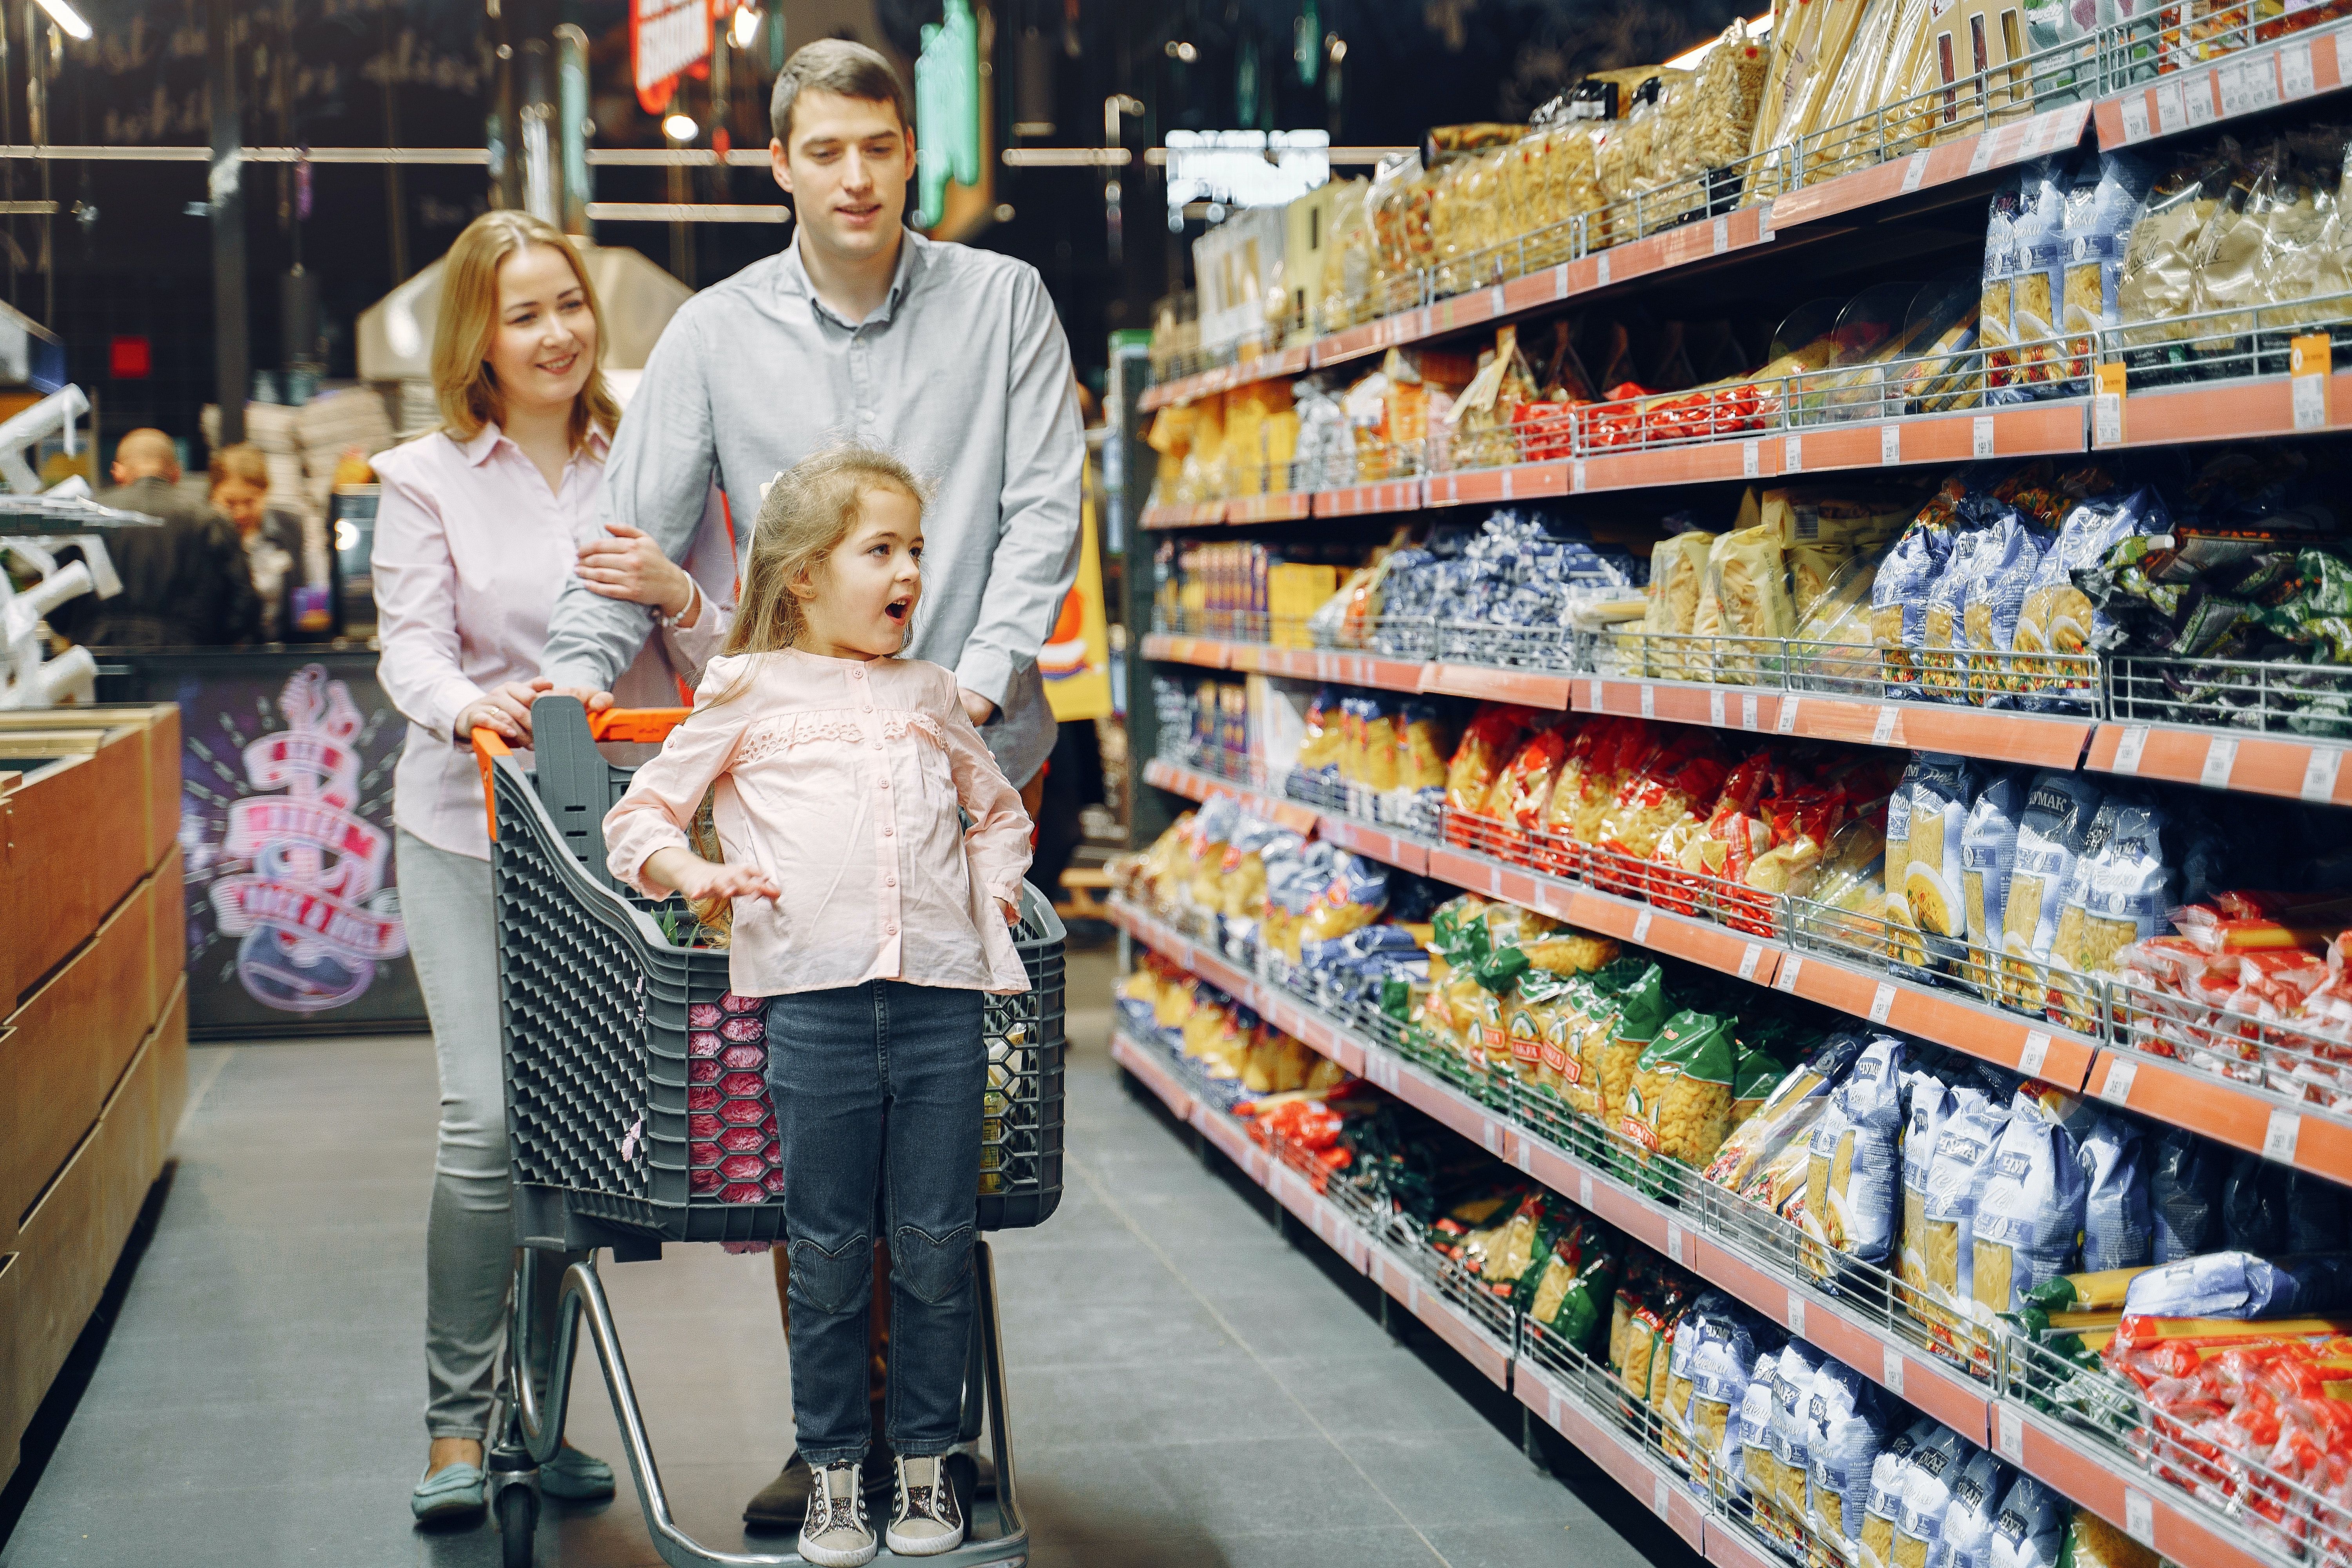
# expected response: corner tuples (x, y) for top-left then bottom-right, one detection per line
(470, 706), (689, 844)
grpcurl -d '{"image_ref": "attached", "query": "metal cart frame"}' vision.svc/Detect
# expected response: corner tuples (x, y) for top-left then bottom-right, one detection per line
(470, 697), (1063, 1567)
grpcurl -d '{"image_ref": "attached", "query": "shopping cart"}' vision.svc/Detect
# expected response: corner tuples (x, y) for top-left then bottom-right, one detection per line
(470, 695), (1066, 1568)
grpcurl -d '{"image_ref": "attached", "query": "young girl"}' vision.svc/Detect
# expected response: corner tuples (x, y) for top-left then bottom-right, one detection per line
(604, 446), (1033, 1566)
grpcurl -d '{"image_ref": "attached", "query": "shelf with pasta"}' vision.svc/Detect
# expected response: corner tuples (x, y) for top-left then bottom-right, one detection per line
(2091, 6), (2352, 154)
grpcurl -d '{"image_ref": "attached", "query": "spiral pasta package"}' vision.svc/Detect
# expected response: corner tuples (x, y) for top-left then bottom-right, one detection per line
(1624, 1008), (1739, 1170)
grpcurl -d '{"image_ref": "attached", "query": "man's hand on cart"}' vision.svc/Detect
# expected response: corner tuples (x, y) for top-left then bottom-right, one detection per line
(642, 845), (781, 905)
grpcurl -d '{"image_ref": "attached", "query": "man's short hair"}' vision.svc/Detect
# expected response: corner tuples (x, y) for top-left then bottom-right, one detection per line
(769, 38), (909, 149)
(114, 428), (178, 478)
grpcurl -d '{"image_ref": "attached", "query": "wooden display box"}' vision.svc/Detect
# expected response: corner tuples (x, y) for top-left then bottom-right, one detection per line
(0, 704), (180, 1010)
(0, 982), (187, 1470)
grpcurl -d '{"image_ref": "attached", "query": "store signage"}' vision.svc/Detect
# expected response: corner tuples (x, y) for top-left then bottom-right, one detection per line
(633, 0), (712, 113)
(1164, 129), (1330, 213)
(109, 334), (150, 379)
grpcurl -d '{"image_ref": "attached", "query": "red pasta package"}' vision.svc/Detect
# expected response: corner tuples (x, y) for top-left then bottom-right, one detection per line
(1548, 717), (1664, 848)
(1593, 737), (1730, 891)
(1443, 706), (1534, 818)
(1497, 726), (1573, 832)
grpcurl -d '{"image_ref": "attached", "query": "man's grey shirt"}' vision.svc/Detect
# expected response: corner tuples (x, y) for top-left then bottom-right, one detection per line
(541, 228), (1084, 787)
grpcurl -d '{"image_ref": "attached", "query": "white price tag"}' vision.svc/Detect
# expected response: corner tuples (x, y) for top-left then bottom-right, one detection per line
(2183, 73), (2217, 127)
(1787, 1296), (1806, 1336)
(2019, 1030), (2053, 1077)
(2154, 78), (2186, 135)
(2294, 367), (2329, 432)
(2123, 1489), (2155, 1548)
(1900, 150), (1930, 192)
(1500, 468), (1514, 500)
(1482, 1120), (1506, 1156)
(1710, 689), (1727, 727)
(1869, 981), (1898, 1025)
(1757, 198), (1775, 241)
(1549, 1388), (1563, 1429)
(1654, 1475), (1671, 1517)
(2281, 38), (2317, 98)
(1640, 684), (1656, 719)
(2101, 1057), (2139, 1106)
(1972, 414), (1996, 458)
(1740, 693), (1759, 731)
(2118, 92), (2152, 144)
(2111, 724), (2150, 775)
(1996, 1405), (2025, 1463)
(1579, 1170), (1594, 1208)
(2094, 391), (2124, 446)
(1739, 943), (1764, 981)
(1742, 438), (1761, 478)
(1633, 909), (1654, 944)
(2200, 735), (2239, 789)
(1785, 434), (1804, 474)
(1490, 283), (1506, 317)
(1596, 252), (1612, 287)
(1776, 695), (1801, 735)
(1882, 422), (1902, 465)
(1589, 678), (1604, 709)
(1713, 214), (1730, 254)
(2265, 1107), (2303, 1163)
(1966, 133), (1997, 175)
(1776, 955), (1804, 995)
(1572, 458), (1588, 494)
(2301, 745), (2343, 803)
(2222, 53), (2280, 116)
(1553, 261), (1570, 298)
(1882, 1345), (1906, 1395)
(1667, 1221), (1686, 1265)
(1872, 706), (1900, 746)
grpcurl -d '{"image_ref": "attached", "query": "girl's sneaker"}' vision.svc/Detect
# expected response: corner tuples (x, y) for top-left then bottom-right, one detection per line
(886, 1454), (967, 1557)
(797, 1459), (876, 1568)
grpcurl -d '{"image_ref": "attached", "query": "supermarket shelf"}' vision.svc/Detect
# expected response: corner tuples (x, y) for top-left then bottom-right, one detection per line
(2087, 1047), (2352, 1189)
(1142, 631), (1574, 709)
(1573, 677), (2096, 769)
(1140, 501), (1228, 528)
(1224, 490), (1314, 524)
(1773, 947), (2098, 1091)
(2101, 368), (2352, 448)
(1311, 477), (1425, 517)
(1769, 103), (2090, 231)
(1510, 1361), (1708, 1553)
(2087, 720), (2352, 806)
(1112, 902), (2287, 1568)
(2092, 16), (2352, 151)
(1137, 345), (1313, 413)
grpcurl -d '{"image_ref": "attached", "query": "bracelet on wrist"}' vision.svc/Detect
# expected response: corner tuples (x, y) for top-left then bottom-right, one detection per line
(660, 576), (701, 630)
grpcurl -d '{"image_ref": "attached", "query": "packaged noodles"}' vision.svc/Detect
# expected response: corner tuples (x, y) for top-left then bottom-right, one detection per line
(1970, 1101), (2088, 1327)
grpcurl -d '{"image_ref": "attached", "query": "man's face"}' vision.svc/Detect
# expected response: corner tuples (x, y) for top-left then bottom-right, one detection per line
(771, 90), (914, 265)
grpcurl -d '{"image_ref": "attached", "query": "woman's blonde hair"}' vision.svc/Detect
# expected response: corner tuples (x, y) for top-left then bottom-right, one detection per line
(207, 441), (269, 493)
(723, 444), (929, 662)
(431, 210), (621, 450)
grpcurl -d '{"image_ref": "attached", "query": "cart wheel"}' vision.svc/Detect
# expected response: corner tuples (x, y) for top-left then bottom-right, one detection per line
(497, 1483), (537, 1568)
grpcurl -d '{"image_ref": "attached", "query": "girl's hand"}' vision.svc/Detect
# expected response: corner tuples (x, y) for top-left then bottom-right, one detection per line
(644, 846), (780, 903)
(578, 524), (696, 621)
(995, 895), (1020, 927)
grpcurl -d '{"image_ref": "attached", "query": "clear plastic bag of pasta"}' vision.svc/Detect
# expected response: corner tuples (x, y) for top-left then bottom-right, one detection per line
(1624, 1009), (1739, 1171)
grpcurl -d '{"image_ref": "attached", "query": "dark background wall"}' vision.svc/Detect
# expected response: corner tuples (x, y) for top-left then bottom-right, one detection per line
(19, 0), (1740, 452)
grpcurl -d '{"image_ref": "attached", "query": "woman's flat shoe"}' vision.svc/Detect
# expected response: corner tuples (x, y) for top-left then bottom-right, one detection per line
(540, 1446), (617, 1501)
(411, 1461), (488, 1524)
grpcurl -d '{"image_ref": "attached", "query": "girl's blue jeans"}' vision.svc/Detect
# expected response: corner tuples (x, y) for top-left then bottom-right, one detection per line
(763, 980), (984, 1467)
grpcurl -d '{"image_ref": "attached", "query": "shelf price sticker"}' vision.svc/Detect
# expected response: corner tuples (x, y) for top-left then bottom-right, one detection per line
(2302, 745), (2343, 803)
(1742, 438), (1761, 478)
(2094, 360), (2127, 446)
(1596, 252), (1612, 288)
(1869, 981), (1898, 1024)
(1589, 678), (1605, 709)
(1640, 683), (1656, 719)
(1872, 705), (1900, 746)
(1738, 943), (1765, 981)
(2124, 1489), (2156, 1549)
(2019, 1030), (2053, 1078)
(1785, 434), (1804, 474)
(2282, 37), (2318, 98)
(1741, 693), (1760, 731)
(1758, 198), (1775, 241)
(1633, 908), (1654, 945)
(2118, 91), (2152, 143)
(1775, 954), (1804, 994)
(2111, 724), (2151, 775)
(1653, 1475), (1671, 1519)
(1667, 1220), (1686, 1265)
(1996, 1405), (2025, 1463)
(1972, 414), (1996, 458)
(2101, 1056), (2140, 1107)
(2154, 78), (2187, 134)
(1579, 1169), (1594, 1208)
(2200, 735), (2239, 789)
(1882, 1345), (1906, 1396)
(2218, 51), (2281, 118)
(1572, 458), (1588, 494)
(1787, 1295), (1805, 1336)
(1710, 689), (1727, 727)
(2183, 72), (2218, 128)
(2292, 333), (2331, 432)
(1490, 283), (1506, 318)
(1900, 149), (1931, 192)
(1882, 422), (1902, 466)
(1777, 695), (1801, 734)
(2265, 1107), (2303, 1163)
(1713, 214), (1730, 254)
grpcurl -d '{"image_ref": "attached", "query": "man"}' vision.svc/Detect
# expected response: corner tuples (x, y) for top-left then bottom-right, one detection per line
(521, 36), (1082, 1532)
(55, 428), (261, 647)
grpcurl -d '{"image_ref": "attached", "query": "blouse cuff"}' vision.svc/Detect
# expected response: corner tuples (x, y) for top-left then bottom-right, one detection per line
(610, 823), (693, 899)
(430, 675), (490, 746)
(660, 591), (734, 688)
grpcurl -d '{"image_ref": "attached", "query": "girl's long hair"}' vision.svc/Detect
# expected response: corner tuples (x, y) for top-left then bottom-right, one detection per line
(430, 210), (622, 452)
(685, 444), (928, 943)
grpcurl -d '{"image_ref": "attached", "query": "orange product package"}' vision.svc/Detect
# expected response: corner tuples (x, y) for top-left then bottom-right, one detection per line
(1444, 705), (1535, 818)
(1596, 739), (1731, 864)
(1498, 726), (1573, 832)
(1550, 717), (1665, 848)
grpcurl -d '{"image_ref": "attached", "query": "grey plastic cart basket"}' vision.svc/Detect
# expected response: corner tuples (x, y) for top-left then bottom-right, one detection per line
(485, 695), (1066, 1250)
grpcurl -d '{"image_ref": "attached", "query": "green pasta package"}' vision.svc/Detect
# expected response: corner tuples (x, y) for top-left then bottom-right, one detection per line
(1623, 1009), (1739, 1171)
(1527, 1214), (1621, 1349)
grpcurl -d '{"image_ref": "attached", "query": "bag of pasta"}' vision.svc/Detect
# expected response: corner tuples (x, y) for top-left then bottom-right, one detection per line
(1766, 1342), (1825, 1524)
(1300, 852), (1391, 951)
(1529, 1215), (1620, 1349)
(1998, 771), (2105, 1012)
(1704, 1030), (1867, 1192)
(1624, 1009), (1739, 1172)
(2047, 796), (2171, 1032)
(1919, 1093), (2010, 1361)
(1728, 1348), (1780, 1512)
(1960, 512), (2056, 707)
(1555, 956), (1653, 1119)
(1394, 699), (1454, 815)
(1595, 739), (1731, 872)
(1892, 1426), (1971, 1568)
(1801, 1033), (1906, 1285)
(1693, 523), (1795, 684)
(1903, 754), (1980, 974)
(1806, 1359), (1886, 1549)
(1986, 1477), (2069, 1568)
(1644, 528), (1719, 678)
(1685, 1303), (1760, 1488)
(1935, 1448), (2009, 1568)
(1860, 1421), (1931, 1568)
(1495, 725), (1572, 834)
(1595, 961), (1671, 1132)
(1969, 1100), (2087, 1336)
(1872, 512), (1955, 696)
(1500, 970), (1575, 1087)
(1444, 705), (1532, 817)
(1556, 718), (1666, 847)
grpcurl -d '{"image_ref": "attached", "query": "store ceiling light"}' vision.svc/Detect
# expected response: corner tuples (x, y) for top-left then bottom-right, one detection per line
(730, 6), (762, 49)
(1165, 40), (1197, 62)
(31, 0), (89, 40)
(663, 113), (698, 142)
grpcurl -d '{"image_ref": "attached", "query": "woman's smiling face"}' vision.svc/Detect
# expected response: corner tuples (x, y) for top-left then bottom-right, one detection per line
(486, 242), (595, 418)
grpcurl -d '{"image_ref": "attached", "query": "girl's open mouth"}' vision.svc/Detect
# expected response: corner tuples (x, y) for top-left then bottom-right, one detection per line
(885, 599), (910, 623)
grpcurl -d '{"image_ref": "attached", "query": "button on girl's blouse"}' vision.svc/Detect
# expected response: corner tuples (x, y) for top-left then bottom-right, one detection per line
(602, 649), (1034, 998)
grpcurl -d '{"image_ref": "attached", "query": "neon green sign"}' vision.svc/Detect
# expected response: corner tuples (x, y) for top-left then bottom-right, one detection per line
(913, 0), (980, 227)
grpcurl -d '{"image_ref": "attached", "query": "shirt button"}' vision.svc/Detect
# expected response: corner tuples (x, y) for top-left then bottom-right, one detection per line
(860, 410), (875, 423)
(879, 777), (890, 788)
(851, 668), (864, 679)
(887, 877), (896, 887)
(884, 826), (893, 836)
(886, 924), (897, 935)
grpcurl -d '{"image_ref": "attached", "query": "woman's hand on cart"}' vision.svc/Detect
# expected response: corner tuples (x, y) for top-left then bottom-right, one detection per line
(455, 684), (544, 746)
(642, 846), (781, 905)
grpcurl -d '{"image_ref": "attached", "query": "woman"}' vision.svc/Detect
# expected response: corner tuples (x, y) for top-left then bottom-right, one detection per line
(208, 442), (293, 640)
(373, 209), (731, 1527)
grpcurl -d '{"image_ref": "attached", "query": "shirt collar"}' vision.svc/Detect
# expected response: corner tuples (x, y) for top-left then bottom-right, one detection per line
(779, 227), (926, 329)
(459, 420), (610, 468)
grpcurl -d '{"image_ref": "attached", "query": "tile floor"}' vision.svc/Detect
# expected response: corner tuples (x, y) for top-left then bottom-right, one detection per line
(1, 945), (1705, 1568)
